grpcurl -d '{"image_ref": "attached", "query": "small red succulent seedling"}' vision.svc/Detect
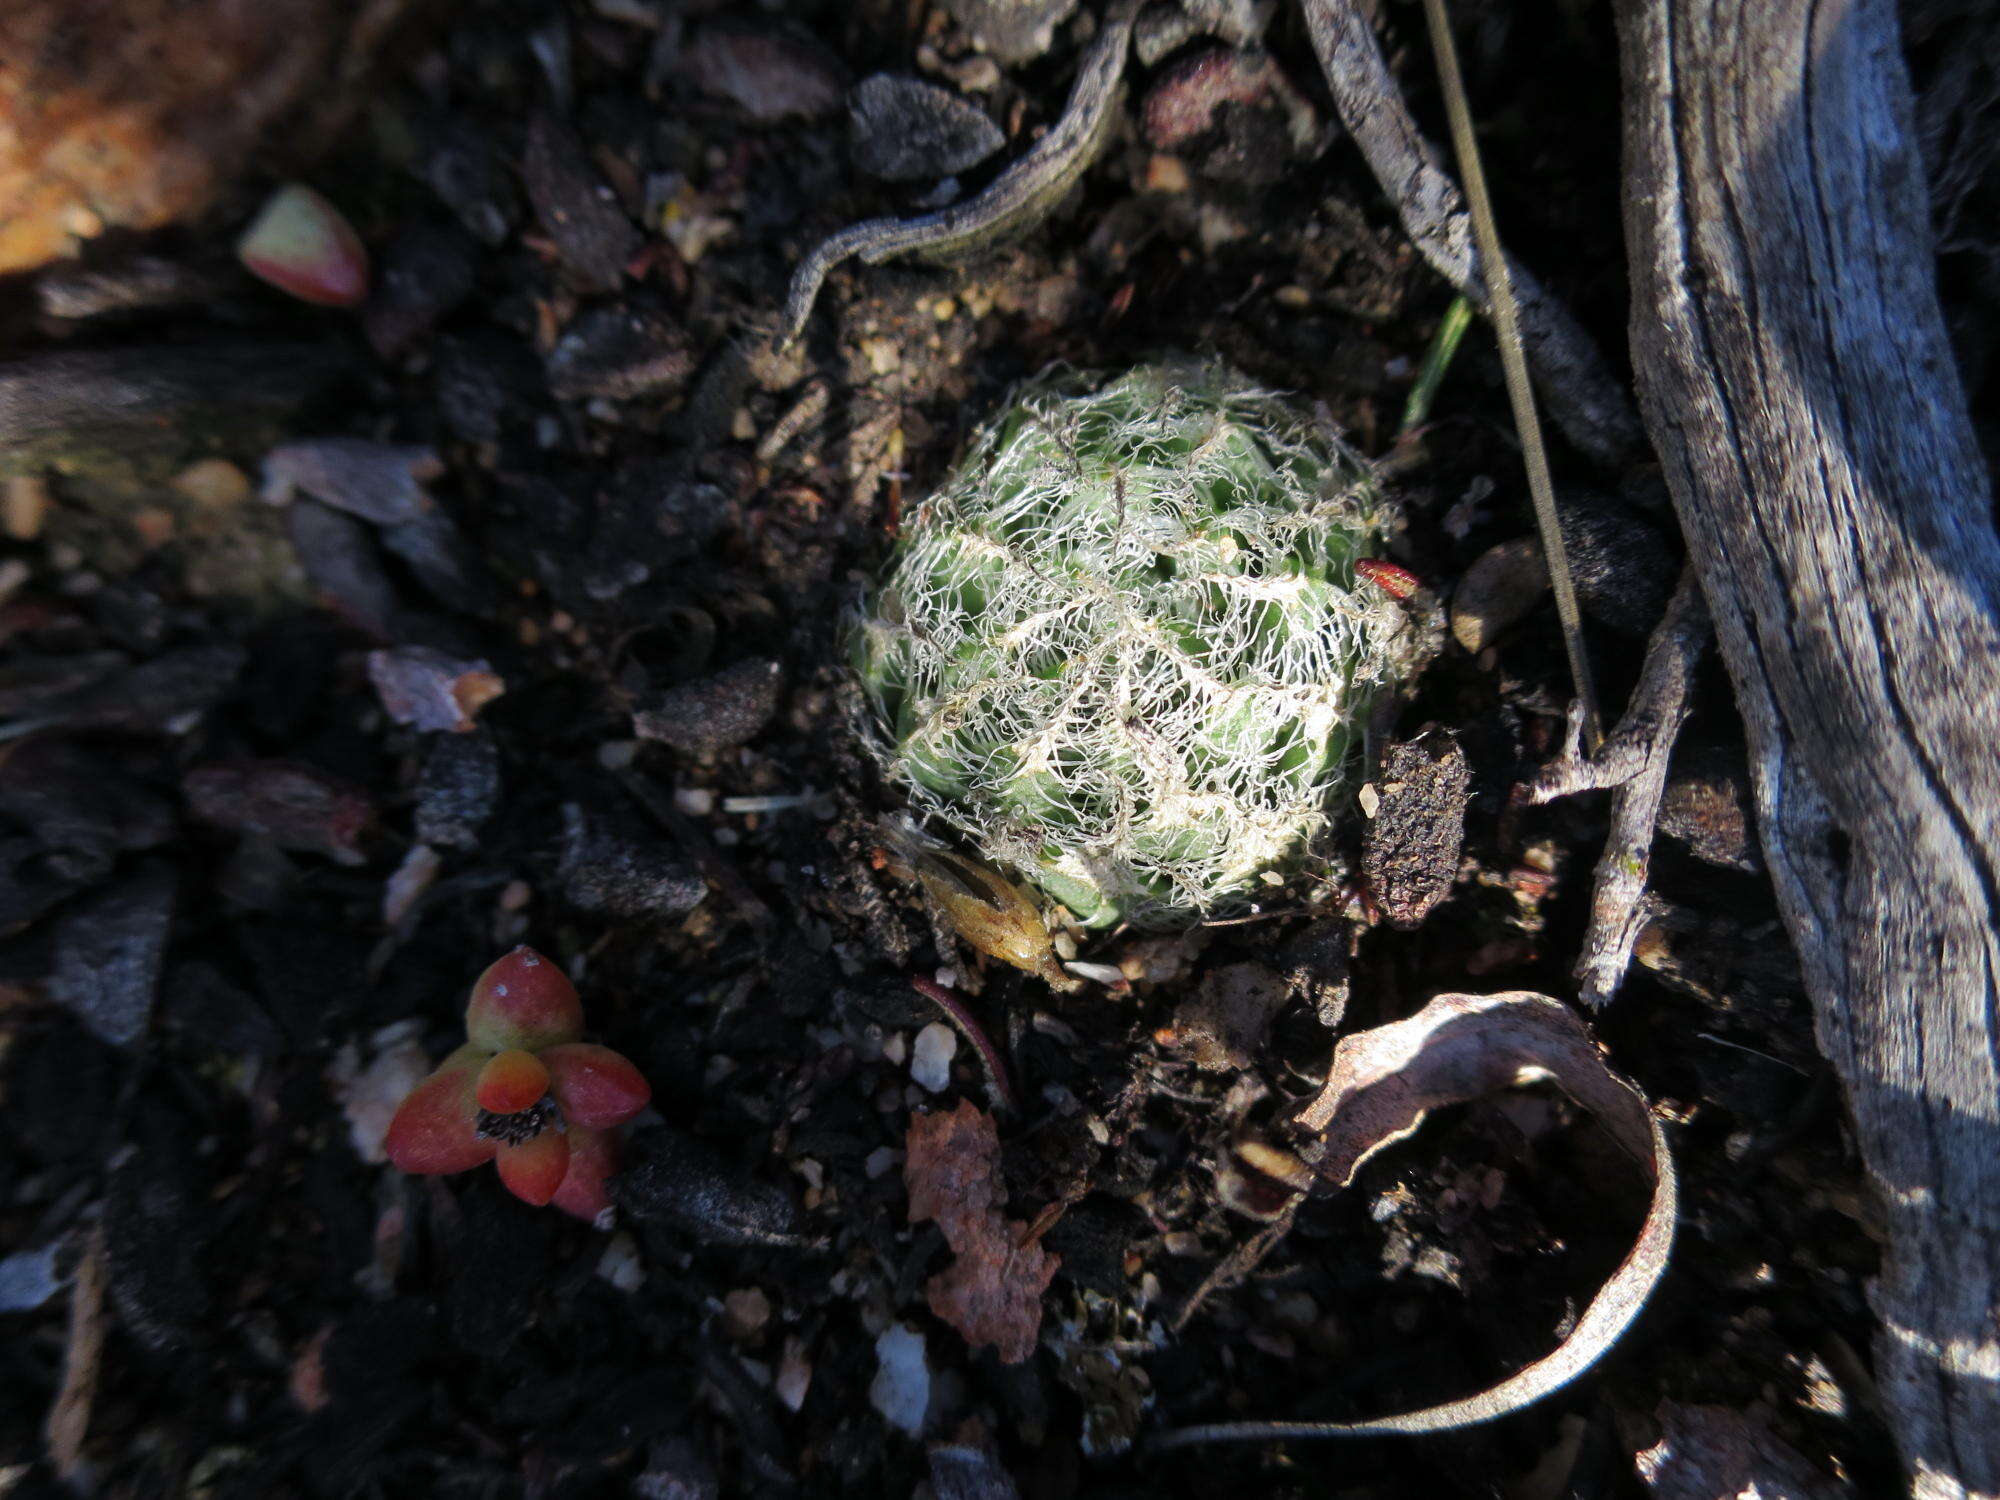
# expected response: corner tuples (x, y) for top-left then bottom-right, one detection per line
(384, 946), (650, 1223)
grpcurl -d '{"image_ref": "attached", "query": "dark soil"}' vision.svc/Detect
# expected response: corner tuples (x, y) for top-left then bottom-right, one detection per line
(5, 0), (1990, 1495)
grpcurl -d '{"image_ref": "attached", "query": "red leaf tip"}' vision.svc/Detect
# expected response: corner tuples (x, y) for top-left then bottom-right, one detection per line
(476, 1048), (551, 1114)
(238, 184), (369, 307)
(466, 946), (584, 1052)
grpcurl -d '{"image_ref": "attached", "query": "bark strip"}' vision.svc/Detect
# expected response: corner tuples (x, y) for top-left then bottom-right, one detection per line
(1616, 3), (2000, 1493)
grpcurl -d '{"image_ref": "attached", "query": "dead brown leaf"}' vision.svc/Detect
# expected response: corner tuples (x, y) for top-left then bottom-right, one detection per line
(925, 1226), (1061, 1366)
(905, 1099), (1003, 1239)
(905, 1099), (1060, 1365)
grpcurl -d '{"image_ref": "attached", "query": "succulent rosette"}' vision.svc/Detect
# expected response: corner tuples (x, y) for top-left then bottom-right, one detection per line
(384, 946), (650, 1222)
(851, 361), (1414, 928)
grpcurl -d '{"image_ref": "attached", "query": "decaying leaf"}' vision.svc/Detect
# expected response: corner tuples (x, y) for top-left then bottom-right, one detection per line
(1154, 990), (1676, 1447)
(905, 1100), (1060, 1364)
(924, 1226), (1061, 1366)
(905, 1099), (1003, 1236)
(877, 818), (1078, 991)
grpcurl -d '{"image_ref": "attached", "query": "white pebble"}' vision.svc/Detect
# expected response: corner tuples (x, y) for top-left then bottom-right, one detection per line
(596, 1232), (646, 1293)
(910, 1022), (957, 1092)
(776, 1336), (813, 1412)
(869, 1324), (930, 1435)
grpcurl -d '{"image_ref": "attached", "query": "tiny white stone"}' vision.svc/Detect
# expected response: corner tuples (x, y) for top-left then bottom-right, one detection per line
(596, 1232), (646, 1293)
(910, 1022), (957, 1092)
(775, 1336), (813, 1412)
(869, 1324), (930, 1435)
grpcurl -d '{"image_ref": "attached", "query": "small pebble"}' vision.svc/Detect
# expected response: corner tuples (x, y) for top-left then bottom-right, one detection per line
(416, 733), (501, 849)
(368, 646), (504, 733)
(596, 1232), (646, 1292)
(775, 1337), (813, 1411)
(522, 111), (642, 292)
(171, 459), (252, 509)
(3, 475), (50, 540)
(558, 802), (705, 919)
(380, 843), (442, 929)
(632, 659), (782, 757)
(723, 1287), (772, 1341)
(910, 1021), (957, 1092)
(184, 760), (374, 865)
(49, 865), (176, 1048)
(0, 1241), (68, 1313)
(1143, 153), (1191, 193)
(939, 0), (1078, 65)
(849, 74), (1004, 182)
(546, 303), (695, 401)
(261, 439), (442, 526)
(870, 1324), (930, 1435)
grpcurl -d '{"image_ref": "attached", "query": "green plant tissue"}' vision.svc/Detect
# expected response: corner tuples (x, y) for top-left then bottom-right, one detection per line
(851, 360), (1414, 928)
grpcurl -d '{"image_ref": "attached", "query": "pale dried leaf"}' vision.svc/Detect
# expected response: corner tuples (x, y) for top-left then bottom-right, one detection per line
(1155, 990), (1675, 1446)
(46, 1223), (107, 1481)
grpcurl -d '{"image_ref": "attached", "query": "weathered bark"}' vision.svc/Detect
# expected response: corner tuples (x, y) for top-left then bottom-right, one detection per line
(1616, 3), (2000, 1495)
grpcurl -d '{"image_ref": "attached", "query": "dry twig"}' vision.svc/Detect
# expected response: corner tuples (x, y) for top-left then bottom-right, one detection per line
(1525, 566), (1709, 1007)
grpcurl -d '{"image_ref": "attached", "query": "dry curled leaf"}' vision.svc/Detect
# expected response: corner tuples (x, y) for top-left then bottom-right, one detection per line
(1154, 990), (1676, 1448)
(905, 1099), (1002, 1239)
(905, 1100), (1060, 1365)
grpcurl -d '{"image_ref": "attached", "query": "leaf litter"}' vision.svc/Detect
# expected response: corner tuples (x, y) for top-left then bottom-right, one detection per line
(904, 1100), (1061, 1365)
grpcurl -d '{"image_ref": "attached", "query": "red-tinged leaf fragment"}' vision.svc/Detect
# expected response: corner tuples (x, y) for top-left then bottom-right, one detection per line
(550, 1126), (618, 1224)
(1355, 557), (1422, 600)
(476, 1048), (550, 1114)
(904, 1101), (1057, 1364)
(383, 1046), (495, 1174)
(183, 758), (375, 864)
(541, 1042), (651, 1129)
(497, 1128), (571, 1206)
(465, 946), (584, 1052)
(238, 184), (369, 307)
(924, 1227), (1060, 1365)
(904, 1099), (1003, 1243)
